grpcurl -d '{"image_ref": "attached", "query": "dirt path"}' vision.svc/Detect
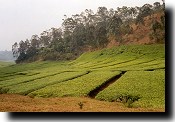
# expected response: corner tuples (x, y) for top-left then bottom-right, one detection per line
(0, 94), (164, 112)
(88, 71), (126, 98)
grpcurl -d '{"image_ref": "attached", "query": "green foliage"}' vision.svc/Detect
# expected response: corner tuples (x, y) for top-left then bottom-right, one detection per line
(149, 19), (165, 43)
(135, 4), (154, 25)
(12, 2), (165, 63)
(0, 71), (87, 95)
(0, 61), (71, 83)
(95, 71), (165, 108)
(0, 61), (14, 68)
(135, 14), (144, 25)
(72, 44), (164, 71)
(151, 20), (162, 32)
(107, 16), (122, 36)
(117, 94), (140, 108)
(28, 71), (121, 98)
(1, 44), (165, 109)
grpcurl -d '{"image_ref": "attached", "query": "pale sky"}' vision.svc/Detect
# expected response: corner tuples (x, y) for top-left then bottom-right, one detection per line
(0, 0), (165, 51)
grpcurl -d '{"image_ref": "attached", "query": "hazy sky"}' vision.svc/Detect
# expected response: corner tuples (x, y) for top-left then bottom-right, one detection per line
(0, 0), (164, 51)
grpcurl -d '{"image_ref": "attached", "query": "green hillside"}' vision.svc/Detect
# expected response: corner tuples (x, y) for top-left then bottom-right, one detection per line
(71, 44), (164, 70)
(0, 61), (14, 68)
(0, 44), (165, 109)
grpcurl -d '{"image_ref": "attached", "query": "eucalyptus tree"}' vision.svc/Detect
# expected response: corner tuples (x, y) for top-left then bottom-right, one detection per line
(12, 42), (19, 59)
(40, 30), (51, 47)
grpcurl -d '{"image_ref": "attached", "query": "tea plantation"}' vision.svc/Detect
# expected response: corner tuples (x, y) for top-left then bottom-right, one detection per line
(0, 44), (165, 109)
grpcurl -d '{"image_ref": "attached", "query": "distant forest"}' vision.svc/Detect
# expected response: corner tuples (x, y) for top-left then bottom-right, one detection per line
(12, 1), (165, 63)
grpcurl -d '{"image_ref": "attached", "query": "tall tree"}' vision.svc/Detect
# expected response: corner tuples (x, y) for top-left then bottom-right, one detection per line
(30, 35), (40, 49)
(97, 7), (109, 22)
(153, 2), (161, 11)
(16, 40), (28, 62)
(12, 42), (19, 58)
(50, 28), (64, 52)
(107, 16), (122, 36)
(40, 30), (51, 47)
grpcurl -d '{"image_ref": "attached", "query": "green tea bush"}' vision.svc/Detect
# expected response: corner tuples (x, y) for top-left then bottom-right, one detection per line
(28, 71), (121, 98)
(96, 71), (165, 108)
(1, 71), (88, 95)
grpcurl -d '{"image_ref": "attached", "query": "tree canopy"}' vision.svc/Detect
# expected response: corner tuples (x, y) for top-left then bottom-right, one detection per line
(12, 1), (165, 63)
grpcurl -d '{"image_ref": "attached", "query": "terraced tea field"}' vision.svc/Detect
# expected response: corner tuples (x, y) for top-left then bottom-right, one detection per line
(0, 61), (14, 68)
(0, 44), (165, 111)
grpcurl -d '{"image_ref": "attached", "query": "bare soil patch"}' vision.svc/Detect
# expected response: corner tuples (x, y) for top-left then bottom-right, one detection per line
(0, 94), (164, 112)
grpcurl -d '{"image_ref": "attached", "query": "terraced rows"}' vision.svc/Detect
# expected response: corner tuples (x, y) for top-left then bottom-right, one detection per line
(0, 61), (14, 68)
(0, 62), (54, 81)
(96, 71), (165, 108)
(28, 71), (121, 98)
(0, 71), (88, 95)
(0, 44), (165, 108)
(0, 71), (65, 88)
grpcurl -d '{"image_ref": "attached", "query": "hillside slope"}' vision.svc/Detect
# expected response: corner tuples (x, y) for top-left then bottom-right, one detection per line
(73, 44), (164, 68)
(0, 61), (14, 68)
(0, 44), (165, 111)
(107, 11), (165, 47)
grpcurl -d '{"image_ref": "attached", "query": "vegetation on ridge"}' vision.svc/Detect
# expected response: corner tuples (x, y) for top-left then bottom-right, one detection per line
(12, 1), (165, 63)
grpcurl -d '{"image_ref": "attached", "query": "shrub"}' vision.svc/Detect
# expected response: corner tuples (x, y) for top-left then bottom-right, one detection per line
(78, 102), (84, 109)
(117, 94), (140, 108)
